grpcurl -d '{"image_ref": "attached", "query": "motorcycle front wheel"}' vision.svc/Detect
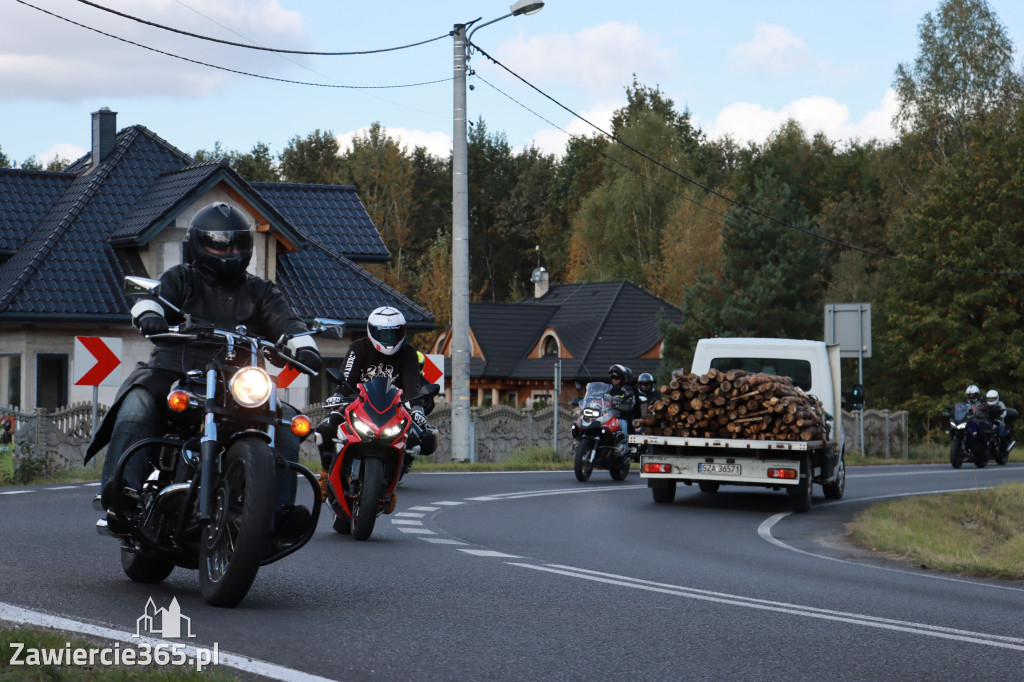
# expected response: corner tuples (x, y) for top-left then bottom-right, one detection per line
(573, 439), (594, 482)
(199, 438), (275, 607)
(352, 457), (384, 541)
(949, 437), (964, 469)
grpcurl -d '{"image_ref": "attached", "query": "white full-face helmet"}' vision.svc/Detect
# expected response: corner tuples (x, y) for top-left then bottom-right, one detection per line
(965, 385), (981, 403)
(367, 306), (407, 356)
(986, 389), (999, 405)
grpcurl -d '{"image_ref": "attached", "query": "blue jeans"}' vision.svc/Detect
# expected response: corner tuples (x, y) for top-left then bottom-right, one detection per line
(101, 386), (162, 492)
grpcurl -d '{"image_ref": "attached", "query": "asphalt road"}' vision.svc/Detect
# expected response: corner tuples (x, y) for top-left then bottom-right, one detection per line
(2, 463), (1024, 681)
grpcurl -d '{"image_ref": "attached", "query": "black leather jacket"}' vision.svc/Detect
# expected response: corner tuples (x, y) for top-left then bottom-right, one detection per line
(86, 263), (311, 461)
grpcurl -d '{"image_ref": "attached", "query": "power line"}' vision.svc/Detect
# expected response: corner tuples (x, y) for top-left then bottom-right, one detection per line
(73, 0), (450, 55)
(17, 0), (450, 90)
(470, 41), (1024, 279)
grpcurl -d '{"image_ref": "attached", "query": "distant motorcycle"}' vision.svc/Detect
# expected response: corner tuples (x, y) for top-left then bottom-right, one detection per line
(318, 372), (439, 540)
(570, 381), (632, 482)
(945, 402), (1016, 469)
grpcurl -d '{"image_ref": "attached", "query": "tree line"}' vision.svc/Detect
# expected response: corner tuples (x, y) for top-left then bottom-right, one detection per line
(4, 0), (1021, 437)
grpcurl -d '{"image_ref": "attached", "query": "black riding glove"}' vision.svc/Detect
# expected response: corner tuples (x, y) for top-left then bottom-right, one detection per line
(295, 348), (322, 373)
(137, 313), (168, 336)
(411, 407), (430, 430)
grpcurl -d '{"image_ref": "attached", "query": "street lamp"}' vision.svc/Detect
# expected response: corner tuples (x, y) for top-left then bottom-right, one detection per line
(451, 1), (544, 461)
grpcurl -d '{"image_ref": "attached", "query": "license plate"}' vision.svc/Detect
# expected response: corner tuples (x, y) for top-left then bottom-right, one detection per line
(698, 462), (741, 475)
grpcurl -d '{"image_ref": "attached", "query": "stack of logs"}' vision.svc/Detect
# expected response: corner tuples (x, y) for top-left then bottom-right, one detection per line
(636, 368), (826, 441)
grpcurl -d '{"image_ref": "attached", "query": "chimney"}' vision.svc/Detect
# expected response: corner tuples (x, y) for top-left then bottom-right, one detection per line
(91, 107), (117, 167)
(532, 266), (549, 299)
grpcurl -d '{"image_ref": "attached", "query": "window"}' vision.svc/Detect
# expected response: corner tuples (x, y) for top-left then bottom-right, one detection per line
(542, 335), (559, 357)
(1, 355), (21, 408)
(36, 353), (69, 408)
(709, 357), (812, 390)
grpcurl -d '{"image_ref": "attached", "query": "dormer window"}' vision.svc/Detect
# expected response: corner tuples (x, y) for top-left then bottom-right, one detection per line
(542, 335), (559, 357)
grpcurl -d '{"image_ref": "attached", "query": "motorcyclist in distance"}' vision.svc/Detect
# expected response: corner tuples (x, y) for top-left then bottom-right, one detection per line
(983, 389), (1014, 454)
(86, 201), (322, 539)
(635, 372), (660, 417)
(964, 384), (982, 415)
(607, 364), (636, 457)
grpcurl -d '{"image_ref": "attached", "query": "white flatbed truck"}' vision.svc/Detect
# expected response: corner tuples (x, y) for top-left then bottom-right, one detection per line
(630, 338), (846, 512)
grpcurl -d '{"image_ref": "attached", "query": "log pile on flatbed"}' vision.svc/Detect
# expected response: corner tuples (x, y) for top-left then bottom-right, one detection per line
(636, 368), (825, 441)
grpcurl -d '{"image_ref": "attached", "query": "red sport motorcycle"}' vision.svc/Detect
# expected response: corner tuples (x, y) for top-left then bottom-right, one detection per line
(318, 372), (439, 540)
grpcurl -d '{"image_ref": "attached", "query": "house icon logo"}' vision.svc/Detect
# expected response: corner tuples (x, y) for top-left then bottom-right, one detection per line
(134, 597), (195, 639)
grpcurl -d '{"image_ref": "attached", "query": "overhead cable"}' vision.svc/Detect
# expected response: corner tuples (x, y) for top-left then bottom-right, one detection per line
(17, 0), (450, 90)
(73, 0), (449, 55)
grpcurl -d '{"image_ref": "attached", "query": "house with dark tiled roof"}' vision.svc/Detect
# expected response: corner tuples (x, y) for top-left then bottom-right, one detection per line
(430, 269), (683, 406)
(0, 108), (432, 410)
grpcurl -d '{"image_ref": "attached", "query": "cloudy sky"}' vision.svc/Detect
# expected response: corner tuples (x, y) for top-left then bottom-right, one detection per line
(3, 0), (1023, 166)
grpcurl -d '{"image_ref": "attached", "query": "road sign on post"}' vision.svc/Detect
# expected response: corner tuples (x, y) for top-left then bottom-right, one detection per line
(825, 303), (871, 456)
(73, 336), (123, 387)
(423, 354), (445, 392)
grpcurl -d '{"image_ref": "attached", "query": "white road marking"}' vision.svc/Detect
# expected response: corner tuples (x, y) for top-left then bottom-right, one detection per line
(0, 601), (335, 681)
(508, 563), (1024, 651)
(0, 490), (32, 496)
(459, 550), (521, 558)
(395, 512), (425, 518)
(757, 486), (1024, 593)
(407, 506), (440, 512)
(429, 501), (465, 506)
(45, 486), (78, 490)
(396, 528), (435, 535)
(420, 538), (467, 545)
(390, 519), (423, 526)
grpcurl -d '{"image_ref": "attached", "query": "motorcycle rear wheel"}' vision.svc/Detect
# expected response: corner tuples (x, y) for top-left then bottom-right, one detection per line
(949, 438), (964, 469)
(199, 438), (275, 607)
(352, 457), (383, 541)
(573, 439), (594, 482)
(609, 458), (630, 481)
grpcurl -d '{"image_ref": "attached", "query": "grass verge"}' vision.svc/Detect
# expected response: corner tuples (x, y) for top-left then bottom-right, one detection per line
(847, 482), (1024, 581)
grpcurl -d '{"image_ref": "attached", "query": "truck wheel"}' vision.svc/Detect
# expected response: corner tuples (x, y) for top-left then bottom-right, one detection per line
(822, 453), (845, 500)
(789, 455), (812, 512)
(697, 481), (719, 493)
(651, 481), (675, 504)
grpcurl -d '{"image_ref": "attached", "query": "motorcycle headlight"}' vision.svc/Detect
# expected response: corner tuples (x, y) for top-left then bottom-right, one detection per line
(583, 408), (600, 419)
(352, 417), (377, 439)
(956, 423), (966, 430)
(382, 419), (407, 441)
(229, 366), (272, 408)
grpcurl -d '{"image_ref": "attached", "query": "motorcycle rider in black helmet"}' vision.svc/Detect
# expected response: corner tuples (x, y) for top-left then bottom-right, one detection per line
(86, 202), (322, 539)
(635, 372), (659, 416)
(607, 364), (636, 457)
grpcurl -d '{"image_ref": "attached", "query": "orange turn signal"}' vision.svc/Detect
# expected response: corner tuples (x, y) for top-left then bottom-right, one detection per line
(167, 390), (190, 412)
(290, 414), (312, 437)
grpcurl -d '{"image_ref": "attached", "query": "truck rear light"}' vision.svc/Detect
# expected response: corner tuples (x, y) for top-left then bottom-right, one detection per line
(643, 462), (672, 474)
(768, 468), (798, 479)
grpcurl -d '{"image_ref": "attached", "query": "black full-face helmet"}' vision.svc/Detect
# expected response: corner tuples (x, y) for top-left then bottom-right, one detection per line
(186, 202), (254, 283)
(638, 372), (655, 392)
(609, 364), (631, 383)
